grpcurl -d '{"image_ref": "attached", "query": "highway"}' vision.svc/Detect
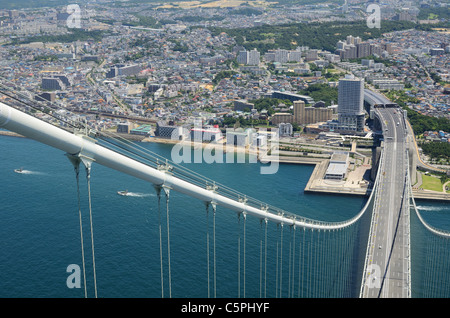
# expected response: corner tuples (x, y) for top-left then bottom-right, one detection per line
(361, 105), (411, 298)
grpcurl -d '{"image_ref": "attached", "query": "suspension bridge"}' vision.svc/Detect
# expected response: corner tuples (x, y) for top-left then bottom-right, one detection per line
(0, 83), (449, 298)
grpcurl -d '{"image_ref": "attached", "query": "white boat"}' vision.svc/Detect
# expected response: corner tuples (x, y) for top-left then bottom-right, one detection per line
(117, 190), (128, 196)
(14, 168), (24, 173)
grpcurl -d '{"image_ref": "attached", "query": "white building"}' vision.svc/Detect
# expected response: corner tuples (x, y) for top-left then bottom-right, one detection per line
(247, 48), (260, 66)
(325, 152), (349, 180)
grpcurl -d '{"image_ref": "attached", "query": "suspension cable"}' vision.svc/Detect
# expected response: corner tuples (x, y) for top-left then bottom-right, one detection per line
(212, 203), (217, 298)
(259, 219), (263, 298)
(275, 224), (279, 298)
(206, 202), (210, 298)
(163, 186), (172, 298)
(155, 186), (164, 298)
(279, 222), (283, 298)
(84, 161), (98, 298)
(264, 219), (268, 298)
(70, 157), (87, 298)
(243, 212), (246, 298)
(291, 225), (296, 298)
(237, 212), (241, 298)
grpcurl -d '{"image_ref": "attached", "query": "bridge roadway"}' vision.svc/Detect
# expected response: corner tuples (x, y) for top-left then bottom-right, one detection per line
(361, 105), (411, 298)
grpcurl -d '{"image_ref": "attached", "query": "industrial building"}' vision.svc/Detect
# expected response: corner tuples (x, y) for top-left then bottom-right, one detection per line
(324, 152), (349, 180)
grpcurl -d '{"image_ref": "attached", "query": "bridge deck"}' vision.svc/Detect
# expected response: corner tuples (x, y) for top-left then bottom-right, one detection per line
(361, 99), (411, 298)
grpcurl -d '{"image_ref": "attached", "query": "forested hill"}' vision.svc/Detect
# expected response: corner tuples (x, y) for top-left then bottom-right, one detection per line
(210, 20), (427, 53)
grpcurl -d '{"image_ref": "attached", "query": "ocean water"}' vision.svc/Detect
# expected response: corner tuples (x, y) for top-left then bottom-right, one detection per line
(0, 134), (448, 298)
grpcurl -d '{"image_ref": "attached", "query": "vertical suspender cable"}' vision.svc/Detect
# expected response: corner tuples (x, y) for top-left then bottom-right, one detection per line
(84, 163), (98, 298)
(327, 230), (332, 297)
(288, 226), (292, 298)
(259, 218), (267, 298)
(212, 203), (217, 298)
(291, 225), (296, 298)
(275, 224), (279, 298)
(308, 229), (313, 297)
(237, 213), (241, 298)
(163, 186), (172, 298)
(264, 219), (268, 298)
(298, 228), (305, 298)
(313, 229), (318, 297)
(259, 219), (263, 298)
(243, 212), (246, 298)
(279, 223), (283, 298)
(206, 203), (210, 298)
(155, 186), (164, 298)
(72, 159), (87, 298)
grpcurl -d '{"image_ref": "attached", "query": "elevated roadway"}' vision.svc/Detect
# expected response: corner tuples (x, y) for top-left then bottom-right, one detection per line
(361, 91), (411, 298)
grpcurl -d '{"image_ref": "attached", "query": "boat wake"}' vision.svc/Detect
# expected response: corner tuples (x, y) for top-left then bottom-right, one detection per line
(125, 192), (154, 197)
(14, 169), (45, 175)
(118, 191), (154, 198)
(416, 205), (448, 212)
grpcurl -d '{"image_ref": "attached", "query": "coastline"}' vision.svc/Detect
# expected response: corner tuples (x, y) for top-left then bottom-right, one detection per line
(2, 130), (447, 201)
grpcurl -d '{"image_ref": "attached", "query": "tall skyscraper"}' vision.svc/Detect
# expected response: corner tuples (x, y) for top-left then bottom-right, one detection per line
(337, 75), (365, 132)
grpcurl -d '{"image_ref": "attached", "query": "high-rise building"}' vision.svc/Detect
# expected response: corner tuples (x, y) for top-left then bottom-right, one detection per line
(274, 49), (289, 63)
(237, 50), (248, 65)
(305, 49), (318, 62)
(357, 42), (371, 58)
(336, 36), (385, 60)
(337, 75), (365, 132)
(247, 48), (260, 66)
(288, 50), (302, 62)
(293, 100), (333, 125)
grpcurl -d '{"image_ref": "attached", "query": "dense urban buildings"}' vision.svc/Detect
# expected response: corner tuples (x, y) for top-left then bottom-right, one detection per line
(0, 0), (447, 149)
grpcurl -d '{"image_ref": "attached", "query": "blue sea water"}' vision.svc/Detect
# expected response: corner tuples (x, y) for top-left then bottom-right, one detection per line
(0, 134), (448, 298)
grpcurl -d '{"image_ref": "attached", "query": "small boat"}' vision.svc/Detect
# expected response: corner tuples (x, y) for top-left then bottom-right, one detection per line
(14, 168), (24, 173)
(117, 190), (128, 196)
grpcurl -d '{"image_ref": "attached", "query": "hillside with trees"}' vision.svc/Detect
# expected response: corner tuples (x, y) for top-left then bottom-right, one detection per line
(210, 20), (418, 54)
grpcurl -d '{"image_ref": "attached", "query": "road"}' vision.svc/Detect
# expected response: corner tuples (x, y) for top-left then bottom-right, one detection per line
(361, 106), (411, 298)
